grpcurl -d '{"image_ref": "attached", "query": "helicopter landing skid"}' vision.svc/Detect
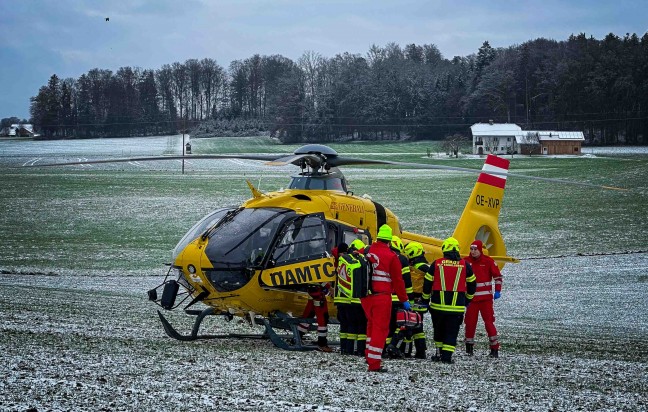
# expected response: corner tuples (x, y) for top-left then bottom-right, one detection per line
(157, 308), (338, 351)
(157, 308), (267, 342)
(262, 311), (339, 351)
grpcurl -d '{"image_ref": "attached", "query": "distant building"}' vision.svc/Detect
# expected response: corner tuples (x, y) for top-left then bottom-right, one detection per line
(470, 122), (520, 155)
(536, 131), (584, 155)
(1, 124), (35, 137)
(471, 122), (584, 155)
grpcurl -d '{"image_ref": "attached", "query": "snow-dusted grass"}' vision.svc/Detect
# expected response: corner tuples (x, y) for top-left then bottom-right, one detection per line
(1, 136), (647, 410)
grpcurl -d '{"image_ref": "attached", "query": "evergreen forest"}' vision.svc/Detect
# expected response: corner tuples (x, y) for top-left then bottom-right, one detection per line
(26, 32), (648, 145)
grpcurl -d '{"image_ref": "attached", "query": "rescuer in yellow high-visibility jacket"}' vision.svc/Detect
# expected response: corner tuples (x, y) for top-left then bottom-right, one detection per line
(335, 239), (368, 356)
(422, 237), (476, 364)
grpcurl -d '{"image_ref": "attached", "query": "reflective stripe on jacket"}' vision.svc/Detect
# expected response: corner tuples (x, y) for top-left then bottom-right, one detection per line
(423, 257), (476, 313)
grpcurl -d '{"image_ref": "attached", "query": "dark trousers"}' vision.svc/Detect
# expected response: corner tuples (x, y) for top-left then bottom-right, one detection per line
(348, 303), (367, 355)
(336, 303), (351, 353)
(430, 309), (464, 354)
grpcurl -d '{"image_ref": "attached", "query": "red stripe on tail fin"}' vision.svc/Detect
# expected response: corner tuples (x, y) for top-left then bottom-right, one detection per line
(477, 173), (506, 189)
(485, 154), (510, 170)
(479, 154), (509, 189)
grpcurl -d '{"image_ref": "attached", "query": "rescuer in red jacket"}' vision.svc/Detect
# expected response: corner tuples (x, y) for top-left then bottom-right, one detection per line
(464, 239), (503, 358)
(361, 224), (410, 372)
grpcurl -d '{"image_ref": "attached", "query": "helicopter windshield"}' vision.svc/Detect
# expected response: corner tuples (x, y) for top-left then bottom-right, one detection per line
(172, 207), (236, 262)
(202, 208), (295, 291)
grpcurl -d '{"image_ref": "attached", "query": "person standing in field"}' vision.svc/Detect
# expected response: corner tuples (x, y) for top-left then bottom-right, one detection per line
(464, 239), (503, 358)
(422, 237), (476, 364)
(335, 240), (369, 356)
(384, 236), (413, 358)
(362, 225), (410, 372)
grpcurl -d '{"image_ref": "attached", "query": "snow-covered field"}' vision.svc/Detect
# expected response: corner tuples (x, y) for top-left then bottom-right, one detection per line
(1, 253), (646, 411)
(1, 136), (647, 411)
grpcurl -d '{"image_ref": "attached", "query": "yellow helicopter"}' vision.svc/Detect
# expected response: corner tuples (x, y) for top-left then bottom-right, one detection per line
(30, 143), (621, 350)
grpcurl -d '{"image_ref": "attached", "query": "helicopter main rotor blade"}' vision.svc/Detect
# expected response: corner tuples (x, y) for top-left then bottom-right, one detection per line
(265, 153), (324, 169)
(20, 154), (287, 168)
(329, 157), (627, 191)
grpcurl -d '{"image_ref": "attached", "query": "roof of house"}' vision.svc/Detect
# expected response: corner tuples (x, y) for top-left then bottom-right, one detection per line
(470, 123), (522, 137)
(536, 131), (584, 141)
(11, 123), (34, 132)
(472, 123), (584, 142)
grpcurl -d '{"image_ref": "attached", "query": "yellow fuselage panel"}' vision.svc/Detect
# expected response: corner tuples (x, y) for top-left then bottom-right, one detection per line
(241, 189), (399, 236)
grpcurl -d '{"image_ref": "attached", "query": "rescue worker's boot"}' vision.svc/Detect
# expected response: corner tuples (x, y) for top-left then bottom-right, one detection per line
(440, 350), (454, 364)
(430, 348), (442, 362)
(465, 343), (474, 356)
(398, 342), (407, 357)
(385, 344), (403, 359)
(343, 338), (355, 355)
(414, 338), (427, 359)
(339, 337), (349, 355)
(355, 340), (366, 357)
(489, 348), (499, 358)
(317, 337), (333, 353)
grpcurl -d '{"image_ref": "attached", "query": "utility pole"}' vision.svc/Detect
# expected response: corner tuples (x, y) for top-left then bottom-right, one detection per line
(525, 76), (529, 126)
(182, 118), (186, 175)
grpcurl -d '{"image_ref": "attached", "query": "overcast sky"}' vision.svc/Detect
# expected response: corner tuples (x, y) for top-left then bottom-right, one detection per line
(1, 0), (646, 120)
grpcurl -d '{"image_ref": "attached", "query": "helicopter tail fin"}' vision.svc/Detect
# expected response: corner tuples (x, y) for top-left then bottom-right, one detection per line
(452, 154), (519, 264)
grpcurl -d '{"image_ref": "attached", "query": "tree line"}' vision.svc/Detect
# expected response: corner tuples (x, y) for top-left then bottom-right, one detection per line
(28, 32), (648, 144)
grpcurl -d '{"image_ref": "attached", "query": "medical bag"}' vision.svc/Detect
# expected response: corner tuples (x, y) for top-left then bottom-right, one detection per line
(396, 309), (422, 329)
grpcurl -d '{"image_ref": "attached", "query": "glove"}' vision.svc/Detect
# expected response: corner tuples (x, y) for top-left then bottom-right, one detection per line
(402, 301), (412, 311)
(494, 291), (501, 300)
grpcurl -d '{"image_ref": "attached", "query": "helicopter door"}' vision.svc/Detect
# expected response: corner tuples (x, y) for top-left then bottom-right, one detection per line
(260, 213), (336, 288)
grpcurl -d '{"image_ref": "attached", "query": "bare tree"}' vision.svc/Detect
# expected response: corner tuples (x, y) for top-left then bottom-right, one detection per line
(442, 133), (469, 157)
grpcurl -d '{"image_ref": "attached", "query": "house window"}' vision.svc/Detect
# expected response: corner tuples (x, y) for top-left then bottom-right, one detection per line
(574, 147), (579, 152)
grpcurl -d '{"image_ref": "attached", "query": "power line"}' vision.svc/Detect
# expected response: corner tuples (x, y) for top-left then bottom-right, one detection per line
(34, 115), (648, 129)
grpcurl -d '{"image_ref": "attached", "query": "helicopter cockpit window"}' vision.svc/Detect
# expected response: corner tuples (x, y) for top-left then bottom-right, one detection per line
(203, 208), (295, 292)
(272, 215), (328, 265)
(172, 207), (236, 261)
